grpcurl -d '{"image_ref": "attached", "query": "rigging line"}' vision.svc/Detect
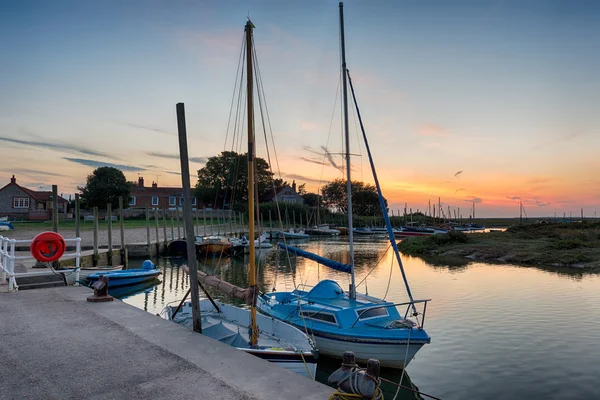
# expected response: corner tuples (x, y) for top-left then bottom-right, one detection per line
(355, 243), (391, 288)
(250, 44), (297, 287)
(346, 68), (418, 316)
(382, 247), (394, 300)
(349, 89), (364, 183)
(223, 32), (247, 152)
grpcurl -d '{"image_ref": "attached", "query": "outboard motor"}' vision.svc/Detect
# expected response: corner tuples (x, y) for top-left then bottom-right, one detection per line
(142, 260), (155, 270)
(328, 352), (382, 400)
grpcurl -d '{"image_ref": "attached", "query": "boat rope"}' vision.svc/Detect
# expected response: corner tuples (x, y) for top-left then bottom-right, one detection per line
(382, 253), (394, 300)
(378, 376), (442, 400)
(346, 68), (418, 317)
(392, 326), (411, 400)
(355, 243), (391, 288)
(329, 366), (384, 400)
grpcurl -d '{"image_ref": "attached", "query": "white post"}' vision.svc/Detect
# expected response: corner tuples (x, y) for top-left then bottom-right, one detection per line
(1, 237), (6, 284)
(74, 237), (81, 286)
(8, 239), (16, 291)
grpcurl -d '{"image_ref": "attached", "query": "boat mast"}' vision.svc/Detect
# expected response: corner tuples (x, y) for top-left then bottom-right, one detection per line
(339, 2), (356, 300)
(245, 19), (259, 346)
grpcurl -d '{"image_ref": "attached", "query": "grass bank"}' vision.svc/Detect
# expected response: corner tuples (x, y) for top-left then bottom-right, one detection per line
(397, 222), (600, 269)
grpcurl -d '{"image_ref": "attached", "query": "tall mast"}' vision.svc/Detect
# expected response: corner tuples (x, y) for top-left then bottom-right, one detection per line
(339, 2), (355, 300)
(245, 19), (259, 346)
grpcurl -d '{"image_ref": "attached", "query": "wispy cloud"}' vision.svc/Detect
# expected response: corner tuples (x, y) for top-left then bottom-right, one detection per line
(298, 156), (326, 166)
(464, 196), (482, 204)
(321, 146), (342, 171)
(146, 152), (206, 164)
(506, 196), (521, 200)
(417, 124), (451, 137)
(0, 136), (113, 158)
(63, 158), (144, 172)
(454, 170), (463, 178)
(1, 168), (64, 177)
(455, 188), (465, 194)
(124, 123), (174, 135)
(282, 173), (324, 184)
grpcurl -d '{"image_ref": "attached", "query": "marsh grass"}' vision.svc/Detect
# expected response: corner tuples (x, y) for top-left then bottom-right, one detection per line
(398, 222), (600, 268)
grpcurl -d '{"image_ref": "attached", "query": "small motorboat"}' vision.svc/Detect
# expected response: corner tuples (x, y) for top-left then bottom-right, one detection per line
(276, 229), (310, 240)
(0, 221), (14, 231)
(64, 265), (124, 285)
(87, 260), (161, 288)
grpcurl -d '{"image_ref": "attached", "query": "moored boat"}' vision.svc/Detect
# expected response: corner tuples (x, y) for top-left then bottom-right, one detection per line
(165, 19), (318, 380)
(87, 260), (161, 287)
(393, 226), (447, 238)
(258, 2), (431, 369)
(165, 298), (317, 378)
(276, 228), (310, 240)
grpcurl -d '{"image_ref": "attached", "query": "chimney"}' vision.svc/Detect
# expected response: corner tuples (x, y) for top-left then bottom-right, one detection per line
(10, 175), (16, 184)
(138, 176), (144, 188)
(152, 181), (157, 189)
(292, 180), (296, 192)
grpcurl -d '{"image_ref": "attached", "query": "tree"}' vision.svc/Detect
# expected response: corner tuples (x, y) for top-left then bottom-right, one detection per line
(320, 178), (387, 216)
(195, 151), (275, 208)
(79, 167), (130, 209)
(302, 192), (320, 207)
(297, 183), (307, 195)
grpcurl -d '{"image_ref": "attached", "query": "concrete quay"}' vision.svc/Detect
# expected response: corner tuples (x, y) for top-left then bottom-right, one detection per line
(0, 286), (333, 400)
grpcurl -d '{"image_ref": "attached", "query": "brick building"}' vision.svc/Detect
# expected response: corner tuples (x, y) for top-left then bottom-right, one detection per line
(129, 176), (201, 210)
(0, 175), (68, 220)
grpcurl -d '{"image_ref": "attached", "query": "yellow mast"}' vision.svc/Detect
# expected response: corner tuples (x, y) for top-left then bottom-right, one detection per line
(245, 19), (259, 347)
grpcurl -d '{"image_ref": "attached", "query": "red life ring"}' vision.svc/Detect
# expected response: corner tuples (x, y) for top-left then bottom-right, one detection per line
(31, 232), (66, 263)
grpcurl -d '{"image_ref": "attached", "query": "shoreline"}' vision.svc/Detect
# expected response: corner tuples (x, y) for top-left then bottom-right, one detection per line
(397, 222), (600, 270)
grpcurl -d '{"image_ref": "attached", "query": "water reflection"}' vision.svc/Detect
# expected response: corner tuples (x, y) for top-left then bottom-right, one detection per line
(118, 237), (600, 399)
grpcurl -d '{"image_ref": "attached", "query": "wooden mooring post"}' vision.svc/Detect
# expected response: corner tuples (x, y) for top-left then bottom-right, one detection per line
(119, 196), (126, 267)
(154, 208), (160, 256)
(145, 201), (151, 256)
(162, 205), (168, 246)
(52, 185), (58, 233)
(170, 211), (175, 240)
(93, 206), (99, 267)
(176, 205), (181, 239)
(176, 102), (202, 333)
(107, 203), (113, 266)
(203, 208), (207, 236)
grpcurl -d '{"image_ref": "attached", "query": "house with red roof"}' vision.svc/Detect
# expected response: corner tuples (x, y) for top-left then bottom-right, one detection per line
(0, 175), (68, 220)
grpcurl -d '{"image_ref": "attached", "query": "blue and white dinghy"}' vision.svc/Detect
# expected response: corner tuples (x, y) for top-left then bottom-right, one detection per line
(87, 260), (161, 288)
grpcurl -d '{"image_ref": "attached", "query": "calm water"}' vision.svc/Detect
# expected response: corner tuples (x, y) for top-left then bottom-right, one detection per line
(117, 236), (600, 399)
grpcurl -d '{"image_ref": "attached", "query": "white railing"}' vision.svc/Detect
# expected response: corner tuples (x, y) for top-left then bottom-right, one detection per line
(0, 236), (81, 292)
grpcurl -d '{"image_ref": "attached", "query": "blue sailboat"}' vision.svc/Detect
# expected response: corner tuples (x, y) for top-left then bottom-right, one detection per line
(257, 2), (431, 369)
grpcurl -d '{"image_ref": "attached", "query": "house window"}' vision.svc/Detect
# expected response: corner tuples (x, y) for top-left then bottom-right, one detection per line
(169, 196), (176, 206)
(180, 197), (184, 205)
(13, 198), (30, 208)
(192, 198), (196, 206)
(129, 196), (136, 206)
(152, 196), (159, 206)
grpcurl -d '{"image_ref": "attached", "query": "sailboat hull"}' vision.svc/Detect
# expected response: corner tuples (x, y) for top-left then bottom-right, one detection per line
(308, 332), (425, 368)
(165, 300), (317, 379)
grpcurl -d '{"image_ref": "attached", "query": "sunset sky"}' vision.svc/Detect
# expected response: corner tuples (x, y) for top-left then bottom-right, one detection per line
(1, 0), (598, 217)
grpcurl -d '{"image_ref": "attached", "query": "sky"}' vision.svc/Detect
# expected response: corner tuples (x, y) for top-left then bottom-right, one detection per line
(1, 0), (599, 218)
